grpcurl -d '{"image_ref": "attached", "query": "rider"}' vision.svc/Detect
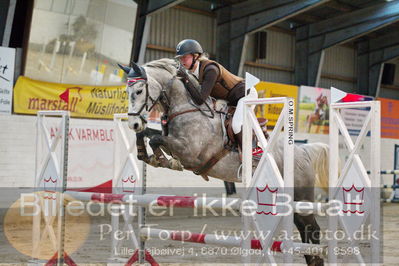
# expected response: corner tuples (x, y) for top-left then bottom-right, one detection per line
(175, 39), (246, 107)
(175, 39), (263, 150)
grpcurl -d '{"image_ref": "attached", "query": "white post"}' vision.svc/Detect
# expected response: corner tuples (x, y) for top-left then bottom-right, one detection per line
(328, 106), (339, 265)
(32, 114), (42, 258)
(370, 101), (381, 264)
(138, 161), (147, 264)
(56, 112), (69, 265)
(242, 101), (253, 265)
(283, 98), (295, 264)
(111, 116), (122, 261)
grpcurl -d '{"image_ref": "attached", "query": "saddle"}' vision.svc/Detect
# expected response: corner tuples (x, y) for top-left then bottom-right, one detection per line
(215, 101), (269, 153)
(223, 106), (238, 148)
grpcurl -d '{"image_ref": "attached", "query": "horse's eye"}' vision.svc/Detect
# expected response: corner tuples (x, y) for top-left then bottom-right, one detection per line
(136, 90), (143, 95)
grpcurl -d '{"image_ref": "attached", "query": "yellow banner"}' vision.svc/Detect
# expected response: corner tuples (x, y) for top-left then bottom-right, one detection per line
(255, 81), (298, 127)
(13, 76), (128, 119)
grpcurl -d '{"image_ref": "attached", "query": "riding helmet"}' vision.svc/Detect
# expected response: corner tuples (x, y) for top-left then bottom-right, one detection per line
(175, 39), (203, 57)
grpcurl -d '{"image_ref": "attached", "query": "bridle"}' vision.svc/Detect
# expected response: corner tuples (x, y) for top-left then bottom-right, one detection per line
(126, 77), (170, 124)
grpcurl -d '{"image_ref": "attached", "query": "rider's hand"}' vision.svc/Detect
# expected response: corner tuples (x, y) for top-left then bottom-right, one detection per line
(176, 64), (189, 78)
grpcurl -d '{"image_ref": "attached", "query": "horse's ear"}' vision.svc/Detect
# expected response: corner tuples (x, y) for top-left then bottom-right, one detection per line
(131, 62), (142, 75)
(118, 63), (131, 74)
(131, 61), (148, 79)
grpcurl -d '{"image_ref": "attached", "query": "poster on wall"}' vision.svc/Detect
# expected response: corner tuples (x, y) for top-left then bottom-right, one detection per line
(298, 86), (373, 135)
(14, 76), (128, 119)
(0, 47), (15, 114)
(378, 97), (399, 139)
(340, 95), (373, 136)
(297, 86), (330, 134)
(255, 81), (298, 128)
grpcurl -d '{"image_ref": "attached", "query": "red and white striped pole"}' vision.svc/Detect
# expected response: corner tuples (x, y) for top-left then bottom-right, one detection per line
(65, 191), (328, 214)
(65, 191), (242, 209)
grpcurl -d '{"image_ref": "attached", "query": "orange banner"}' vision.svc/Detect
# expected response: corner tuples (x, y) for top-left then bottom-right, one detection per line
(378, 97), (399, 139)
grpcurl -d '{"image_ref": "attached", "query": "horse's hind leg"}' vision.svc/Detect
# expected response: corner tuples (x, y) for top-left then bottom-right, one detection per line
(294, 213), (324, 266)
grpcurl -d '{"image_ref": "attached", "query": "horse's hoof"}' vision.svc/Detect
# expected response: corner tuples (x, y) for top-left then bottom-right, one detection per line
(201, 174), (209, 181)
(169, 159), (183, 171)
(148, 155), (161, 167)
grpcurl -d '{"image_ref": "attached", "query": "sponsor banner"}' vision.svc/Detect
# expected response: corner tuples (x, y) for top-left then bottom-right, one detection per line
(43, 119), (115, 188)
(254, 81), (298, 127)
(0, 47), (15, 114)
(340, 95), (373, 136)
(298, 86), (373, 135)
(379, 97), (399, 139)
(297, 86), (331, 134)
(13, 76), (128, 119)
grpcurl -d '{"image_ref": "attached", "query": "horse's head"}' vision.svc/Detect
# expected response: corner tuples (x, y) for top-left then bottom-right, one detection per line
(119, 59), (180, 132)
(118, 62), (153, 132)
(118, 58), (189, 133)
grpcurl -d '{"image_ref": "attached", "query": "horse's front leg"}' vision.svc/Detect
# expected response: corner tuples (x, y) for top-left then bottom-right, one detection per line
(135, 130), (163, 166)
(150, 135), (212, 181)
(148, 135), (184, 171)
(135, 131), (150, 162)
(134, 130), (178, 170)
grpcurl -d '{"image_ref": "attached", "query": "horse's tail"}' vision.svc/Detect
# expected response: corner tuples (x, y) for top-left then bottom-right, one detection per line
(302, 143), (330, 192)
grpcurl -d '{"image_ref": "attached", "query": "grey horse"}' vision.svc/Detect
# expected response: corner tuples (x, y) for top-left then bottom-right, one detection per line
(119, 58), (328, 265)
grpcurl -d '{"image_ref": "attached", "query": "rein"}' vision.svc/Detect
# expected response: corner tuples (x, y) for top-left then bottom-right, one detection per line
(167, 108), (200, 123)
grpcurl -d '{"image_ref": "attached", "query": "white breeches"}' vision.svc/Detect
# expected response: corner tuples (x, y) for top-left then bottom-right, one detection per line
(232, 86), (258, 134)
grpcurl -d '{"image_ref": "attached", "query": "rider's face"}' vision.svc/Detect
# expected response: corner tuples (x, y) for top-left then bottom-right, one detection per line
(179, 54), (195, 70)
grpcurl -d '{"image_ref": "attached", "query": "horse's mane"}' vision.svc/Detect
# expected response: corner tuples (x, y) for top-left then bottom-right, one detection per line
(144, 58), (178, 75)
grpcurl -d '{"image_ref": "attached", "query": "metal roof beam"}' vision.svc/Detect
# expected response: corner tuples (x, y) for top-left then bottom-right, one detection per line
(231, 0), (330, 39)
(131, 0), (183, 63)
(324, 1), (354, 12)
(216, 0), (329, 76)
(292, 13), (321, 23)
(294, 0), (399, 87)
(146, 0), (183, 15)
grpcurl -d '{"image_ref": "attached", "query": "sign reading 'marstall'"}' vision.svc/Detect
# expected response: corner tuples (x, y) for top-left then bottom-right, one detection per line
(13, 76), (128, 119)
